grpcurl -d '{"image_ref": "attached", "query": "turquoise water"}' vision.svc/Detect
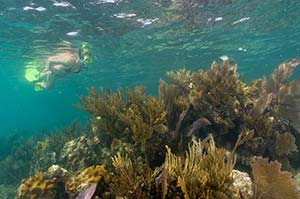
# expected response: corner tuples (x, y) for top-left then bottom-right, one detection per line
(1, 0), (300, 136)
(2, 1), (300, 198)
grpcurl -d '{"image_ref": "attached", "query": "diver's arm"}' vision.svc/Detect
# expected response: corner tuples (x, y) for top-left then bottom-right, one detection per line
(45, 73), (55, 89)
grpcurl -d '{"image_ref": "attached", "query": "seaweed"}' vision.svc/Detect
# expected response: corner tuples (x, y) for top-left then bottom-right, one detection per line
(159, 74), (190, 131)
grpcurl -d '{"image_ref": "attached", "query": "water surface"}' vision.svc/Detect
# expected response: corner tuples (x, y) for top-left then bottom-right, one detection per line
(1, 0), (300, 135)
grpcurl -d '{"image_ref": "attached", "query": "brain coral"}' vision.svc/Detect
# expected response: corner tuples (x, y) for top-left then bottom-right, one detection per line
(18, 173), (56, 199)
(65, 165), (110, 195)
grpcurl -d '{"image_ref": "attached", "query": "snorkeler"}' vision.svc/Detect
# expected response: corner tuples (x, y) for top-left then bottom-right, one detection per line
(34, 42), (92, 91)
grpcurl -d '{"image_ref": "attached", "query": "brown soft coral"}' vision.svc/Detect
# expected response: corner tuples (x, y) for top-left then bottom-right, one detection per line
(165, 136), (235, 199)
(119, 96), (167, 145)
(79, 86), (167, 148)
(251, 157), (300, 199)
(257, 59), (300, 133)
(111, 153), (160, 199)
(189, 61), (251, 132)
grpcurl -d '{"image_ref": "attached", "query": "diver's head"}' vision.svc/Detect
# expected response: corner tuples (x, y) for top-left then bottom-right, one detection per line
(78, 42), (93, 65)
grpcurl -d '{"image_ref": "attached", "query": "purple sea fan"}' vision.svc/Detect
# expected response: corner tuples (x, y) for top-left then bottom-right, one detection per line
(76, 183), (97, 199)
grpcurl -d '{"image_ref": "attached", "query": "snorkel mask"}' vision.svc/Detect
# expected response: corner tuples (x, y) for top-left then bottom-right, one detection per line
(79, 42), (93, 65)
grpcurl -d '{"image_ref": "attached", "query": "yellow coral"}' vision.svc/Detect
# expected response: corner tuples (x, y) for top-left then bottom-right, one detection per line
(65, 165), (109, 194)
(18, 173), (56, 199)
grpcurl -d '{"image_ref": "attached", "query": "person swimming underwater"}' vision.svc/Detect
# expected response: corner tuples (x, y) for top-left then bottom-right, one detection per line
(34, 42), (92, 90)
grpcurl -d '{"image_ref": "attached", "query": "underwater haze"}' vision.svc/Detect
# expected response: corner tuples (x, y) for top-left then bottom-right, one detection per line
(1, 0), (300, 136)
(3, 1), (300, 199)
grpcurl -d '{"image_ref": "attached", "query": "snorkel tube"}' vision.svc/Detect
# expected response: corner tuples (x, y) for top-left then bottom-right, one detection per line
(79, 42), (93, 65)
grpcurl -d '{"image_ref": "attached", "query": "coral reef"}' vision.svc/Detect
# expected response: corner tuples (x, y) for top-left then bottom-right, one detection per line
(159, 59), (300, 170)
(18, 164), (110, 199)
(99, 138), (135, 167)
(30, 138), (58, 174)
(12, 59), (300, 198)
(30, 121), (84, 174)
